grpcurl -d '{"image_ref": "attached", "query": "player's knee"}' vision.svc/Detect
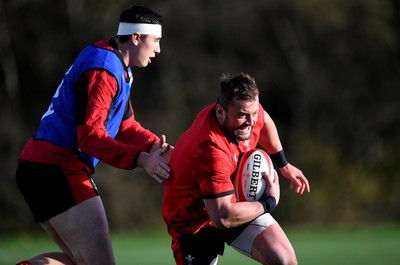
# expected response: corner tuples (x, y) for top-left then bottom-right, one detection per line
(286, 257), (298, 265)
(278, 254), (297, 265)
(264, 252), (297, 265)
(72, 251), (114, 265)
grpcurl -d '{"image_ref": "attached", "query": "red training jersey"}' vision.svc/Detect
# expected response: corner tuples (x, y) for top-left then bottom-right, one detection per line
(162, 102), (265, 234)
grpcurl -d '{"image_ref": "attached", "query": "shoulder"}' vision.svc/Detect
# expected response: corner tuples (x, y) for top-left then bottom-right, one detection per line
(92, 40), (115, 51)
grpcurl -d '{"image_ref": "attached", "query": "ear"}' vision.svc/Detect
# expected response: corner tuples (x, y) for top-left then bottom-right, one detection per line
(131, 33), (141, 45)
(215, 104), (226, 121)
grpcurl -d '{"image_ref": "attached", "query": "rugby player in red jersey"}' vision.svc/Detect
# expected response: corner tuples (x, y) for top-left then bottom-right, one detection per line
(162, 73), (310, 265)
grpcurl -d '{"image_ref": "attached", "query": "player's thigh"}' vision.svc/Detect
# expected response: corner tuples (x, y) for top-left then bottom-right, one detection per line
(42, 196), (115, 265)
(251, 223), (297, 265)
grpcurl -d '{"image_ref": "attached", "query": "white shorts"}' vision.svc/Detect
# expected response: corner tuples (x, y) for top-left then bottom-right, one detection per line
(229, 213), (277, 257)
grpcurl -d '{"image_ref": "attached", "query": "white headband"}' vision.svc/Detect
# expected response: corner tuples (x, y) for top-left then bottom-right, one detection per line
(116, 22), (162, 38)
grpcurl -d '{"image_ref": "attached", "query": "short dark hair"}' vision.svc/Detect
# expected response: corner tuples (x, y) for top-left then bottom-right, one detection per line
(115, 5), (162, 43)
(119, 5), (162, 24)
(217, 73), (260, 109)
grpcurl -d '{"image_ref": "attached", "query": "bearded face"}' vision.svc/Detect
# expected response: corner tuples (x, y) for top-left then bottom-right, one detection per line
(216, 98), (259, 141)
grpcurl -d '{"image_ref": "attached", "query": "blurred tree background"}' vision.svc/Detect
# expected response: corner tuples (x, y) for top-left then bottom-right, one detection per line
(0, 0), (399, 234)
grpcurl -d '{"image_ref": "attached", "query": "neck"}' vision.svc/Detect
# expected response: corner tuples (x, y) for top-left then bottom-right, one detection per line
(115, 40), (130, 67)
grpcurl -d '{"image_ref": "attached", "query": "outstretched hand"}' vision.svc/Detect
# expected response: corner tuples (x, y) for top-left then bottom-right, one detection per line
(150, 134), (174, 161)
(150, 135), (169, 151)
(279, 163), (310, 194)
(138, 135), (174, 183)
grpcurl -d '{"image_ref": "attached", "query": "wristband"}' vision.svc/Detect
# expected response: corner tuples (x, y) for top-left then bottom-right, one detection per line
(259, 196), (276, 213)
(270, 149), (288, 168)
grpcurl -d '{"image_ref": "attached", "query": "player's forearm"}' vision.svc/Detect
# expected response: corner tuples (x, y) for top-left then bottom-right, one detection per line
(78, 126), (141, 169)
(212, 201), (266, 229)
(258, 111), (283, 154)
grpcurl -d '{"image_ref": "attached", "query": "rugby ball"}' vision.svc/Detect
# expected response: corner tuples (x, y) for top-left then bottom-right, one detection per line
(234, 149), (274, 202)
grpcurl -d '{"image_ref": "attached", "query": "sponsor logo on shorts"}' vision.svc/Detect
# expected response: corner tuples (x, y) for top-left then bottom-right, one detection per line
(185, 254), (195, 265)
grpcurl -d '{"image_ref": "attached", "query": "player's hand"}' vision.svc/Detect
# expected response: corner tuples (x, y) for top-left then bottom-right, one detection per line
(150, 135), (169, 152)
(264, 170), (280, 205)
(137, 146), (171, 183)
(150, 135), (174, 163)
(279, 163), (310, 194)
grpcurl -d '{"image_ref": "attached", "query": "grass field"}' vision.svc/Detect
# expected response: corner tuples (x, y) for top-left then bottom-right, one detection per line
(1, 224), (399, 265)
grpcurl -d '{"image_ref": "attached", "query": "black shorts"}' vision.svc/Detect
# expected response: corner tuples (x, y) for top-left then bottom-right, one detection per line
(168, 224), (248, 265)
(16, 160), (99, 222)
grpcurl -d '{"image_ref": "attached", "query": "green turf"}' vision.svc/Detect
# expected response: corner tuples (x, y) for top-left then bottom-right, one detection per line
(1, 224), (399, 265)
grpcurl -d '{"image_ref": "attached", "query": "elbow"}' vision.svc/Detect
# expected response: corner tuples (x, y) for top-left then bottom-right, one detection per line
(212, 215), (236, 230)
(207, 202), (240, 229)
(213, 219), (231, 230)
